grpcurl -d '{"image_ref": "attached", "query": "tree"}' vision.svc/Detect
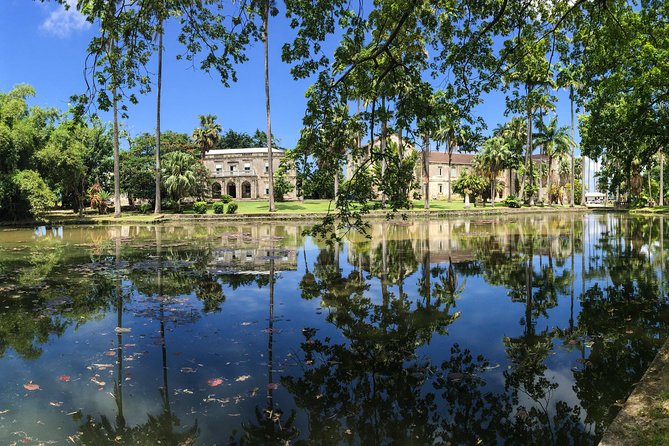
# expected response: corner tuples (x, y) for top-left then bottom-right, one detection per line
(192, 114), (221, 160)
(76, 1), (154, 218)
(474, 137), (511, 207)
(535, 116), (572, 204)
(162, 151), (198, 211)
(452, 170), (486, 208)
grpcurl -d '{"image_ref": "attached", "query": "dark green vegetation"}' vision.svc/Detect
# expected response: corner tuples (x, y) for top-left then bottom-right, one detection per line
(0, 213), (667, 444)
(3, 1), (667, 226)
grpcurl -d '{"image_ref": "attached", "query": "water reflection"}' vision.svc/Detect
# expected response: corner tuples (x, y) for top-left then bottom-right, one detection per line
(0, 214), (667, 444)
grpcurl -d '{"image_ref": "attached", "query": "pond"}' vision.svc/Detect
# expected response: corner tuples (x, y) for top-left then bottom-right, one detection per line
(0, 213), (667, 445)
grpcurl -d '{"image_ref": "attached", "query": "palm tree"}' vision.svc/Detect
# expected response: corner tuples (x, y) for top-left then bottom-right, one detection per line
(474, 137), (510, 207)
(261, 0), (277, 212)
(535, 116), (572, 205)
(192, 114), (221, 160)
(162, 151), (197, 211)
(494, 117), (526, 196)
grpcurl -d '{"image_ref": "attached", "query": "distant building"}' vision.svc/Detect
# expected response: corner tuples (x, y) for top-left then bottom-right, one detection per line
(203, 148), (297, 200)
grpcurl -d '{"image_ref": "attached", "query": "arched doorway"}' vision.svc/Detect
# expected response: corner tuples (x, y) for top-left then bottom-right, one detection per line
(212, 182), (222, 198)
(227, 182), (236, 198)
(242, 181), (252, 199)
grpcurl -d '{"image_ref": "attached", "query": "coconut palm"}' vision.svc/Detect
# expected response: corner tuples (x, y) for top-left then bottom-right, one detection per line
(162, 151), (198, 211)
(535, 116), (572, 204)
(494, 117), (526, 196)
(192, 114), (221, 160)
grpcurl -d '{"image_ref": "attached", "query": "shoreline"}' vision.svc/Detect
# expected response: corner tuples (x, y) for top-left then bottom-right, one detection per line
(1, 205), (593, 228)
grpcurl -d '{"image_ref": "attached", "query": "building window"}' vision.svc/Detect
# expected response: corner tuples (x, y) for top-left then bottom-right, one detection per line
(439, 184), (443, 194)
(229, 164), (237, 173)
(438, 166), (442, 176)
(265, 162), (269, 173)
(451, 167), (457, 178)
(244, 163), (251, 172)
(215, 164), (222, 175)
(265, 184), (269, 195)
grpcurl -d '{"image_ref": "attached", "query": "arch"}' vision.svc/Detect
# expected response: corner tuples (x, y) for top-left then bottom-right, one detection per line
(241, 181), (252, 199)
(212, 182), (222, 198)
(227, 182), (237, 198)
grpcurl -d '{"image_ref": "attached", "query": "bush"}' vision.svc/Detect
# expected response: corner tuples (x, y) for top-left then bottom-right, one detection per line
(138, 203), (151, 214)
(226, 202), (238, 214)
(220, 194), (232, 204)
(193, 201), (208, 214)
(501, 195), (521, 208)
(213, 202), (226, 214)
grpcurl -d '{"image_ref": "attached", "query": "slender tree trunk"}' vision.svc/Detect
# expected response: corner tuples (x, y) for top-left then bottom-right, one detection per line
(491, 178), (496, 207)
(581, 153), (586, 205)
(570, 85), (575, 207)
(113, 86), (121, 218)
(263, 1), (276, 212)
(154, 21), (163, 214)
(381, 97), (387, 206)
(447, 143), (452, 202)
(423, 134), (430, 209)
(547, 155), (553, 204)
(660, 151), (664, 206)
(464, 192), (470, 208)
(333, 162), (339, 200)
(525, 82), (534, 206)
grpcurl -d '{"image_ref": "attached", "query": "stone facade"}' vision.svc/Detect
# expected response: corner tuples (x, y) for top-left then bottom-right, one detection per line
(203, 148), (297, 200)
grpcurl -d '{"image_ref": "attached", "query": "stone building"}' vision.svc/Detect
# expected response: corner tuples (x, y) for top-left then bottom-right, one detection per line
(203, 147), (297, 200)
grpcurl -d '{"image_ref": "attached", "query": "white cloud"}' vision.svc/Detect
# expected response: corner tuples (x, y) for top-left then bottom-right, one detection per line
(40, 0), (91, 38)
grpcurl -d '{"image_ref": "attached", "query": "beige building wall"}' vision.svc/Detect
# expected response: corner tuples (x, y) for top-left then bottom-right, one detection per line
(203, 148), (297, 200)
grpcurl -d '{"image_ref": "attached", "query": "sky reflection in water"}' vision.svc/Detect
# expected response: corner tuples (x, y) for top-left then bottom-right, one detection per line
(0, 213), (667, 445)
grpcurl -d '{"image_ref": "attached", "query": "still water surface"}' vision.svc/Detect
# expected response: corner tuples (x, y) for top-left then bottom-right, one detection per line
(0, 213), (667, 445)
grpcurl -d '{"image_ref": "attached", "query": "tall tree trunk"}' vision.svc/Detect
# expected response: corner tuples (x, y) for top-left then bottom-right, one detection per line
(381, 97), (387, 206)
(423, 134), (430, 209)
(570, 85), (575, 207)
(447, 140), (452, 202)
(333, 162), (339, 200)
(660, 151), (664, 206)
(491, 177), (496, 207)
(581, 153), (586, 205)
(547, 155), (553, 204)
(113, 85), (121, 218)
(154, 20), (163, 214)
(263, 0), (276, 212)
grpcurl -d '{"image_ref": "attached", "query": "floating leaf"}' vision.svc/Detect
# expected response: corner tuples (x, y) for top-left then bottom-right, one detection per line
(114, 327), (131, 334)
(180, 367), (197, 374)
(235, 375), (251, 382)
(58, 375), (71, 382)
(267, 383), (278, 390)
(103, 351), (116, 356)
(207, 378), (223, 387)
(24, 382), (40, 391)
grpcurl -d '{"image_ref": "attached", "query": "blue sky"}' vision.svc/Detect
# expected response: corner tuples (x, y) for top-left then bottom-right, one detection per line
(1, 0), (585, 162)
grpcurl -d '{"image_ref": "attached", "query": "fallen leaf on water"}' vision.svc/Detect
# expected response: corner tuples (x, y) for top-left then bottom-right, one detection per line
(49, 401), (63, 407)
(58, 375), (71, 382)
(267, 383), (278, 390)
(91, 376), (106, 386)
(24, 382), (40, 391)
(207, 378), (223, 387)
(0, 409), (10, 414)
(114, 327), (131, 334)
(103, 351), (116, 356)
(240, 322), (255, 326)
(235, 375), (251, 382)
(180, 367), (197, 374)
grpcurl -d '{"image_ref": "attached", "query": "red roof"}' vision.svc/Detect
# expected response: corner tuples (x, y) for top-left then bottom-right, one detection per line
(429, 152), (475, 165)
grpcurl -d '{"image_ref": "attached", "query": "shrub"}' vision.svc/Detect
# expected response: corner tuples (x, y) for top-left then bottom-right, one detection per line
(138, 203), (151, 214)
(213, 202), (226, 214)
(193, 201), (208, 214)
(226, 202), (238, 214)
(501, 195), (521, 208)
(220, 194), (232, 204)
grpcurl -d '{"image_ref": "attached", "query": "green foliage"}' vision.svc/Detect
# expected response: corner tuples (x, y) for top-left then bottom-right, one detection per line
(213, 202), (226, 214)
(226, 202), (238, 214)
(501, 195), (522, 208)
(452, 170), (486, 202)
(192, 114), (221, 159)
(220, 194), (232, 204)
(162, 151), (203, 210)
(12, 170), (56, 219)
(193, 201), (208, 214)
(138, 203), (151, 214)
(273, 162), (295, 202)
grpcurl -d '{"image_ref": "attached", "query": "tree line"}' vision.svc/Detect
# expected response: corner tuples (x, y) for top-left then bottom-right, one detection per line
(2, 0), (666, 223)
